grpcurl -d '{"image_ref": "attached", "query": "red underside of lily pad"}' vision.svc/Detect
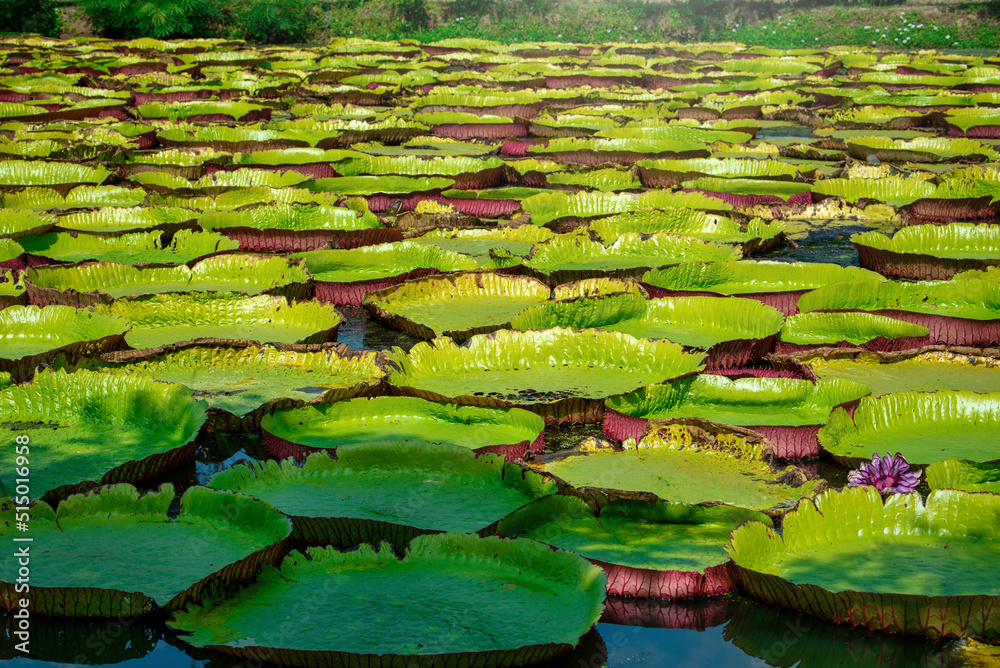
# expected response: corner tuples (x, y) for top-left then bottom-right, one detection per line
(774, 335), (933, 355)
(217, 227), (402, 253)
(854, 243), (1000, 280)
(313, 269), (439, 306)
(594, 558), (735, 600)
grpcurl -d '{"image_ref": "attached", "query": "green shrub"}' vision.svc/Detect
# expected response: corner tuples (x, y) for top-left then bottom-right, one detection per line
(0, 0), (61, 37)
(78, 0), (222, 38)
(231, 0), (317, 43)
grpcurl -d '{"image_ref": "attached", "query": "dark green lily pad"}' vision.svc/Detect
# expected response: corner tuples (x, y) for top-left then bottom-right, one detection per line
(169, 533), (605, 667)
(497, 494), (769, 599)
(819, 391), (1000, 467)
(0, 483), (290, 616)
(0, 369), (206, 500)
(209, 442), (555, 546)
(728, 486), (1000, 638)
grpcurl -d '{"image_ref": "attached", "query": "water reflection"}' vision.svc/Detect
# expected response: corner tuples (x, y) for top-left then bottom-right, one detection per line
(0, 597), (974, 668)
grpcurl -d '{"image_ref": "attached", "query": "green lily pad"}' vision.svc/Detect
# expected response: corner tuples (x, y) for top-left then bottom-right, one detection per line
(806, 350), (1000, 396)
(0, 369), (206, 500)
(511, 293), (783, 350)
(294, 241), (478, 283)
(819, 391), (1000, 467)
(0, 304), (128, 366)
(260, 396), (544, 460)
(410, 226), (554, 259)
(386, 328), (704, 423)
(79, 344), (384, 426)
(364, 272), (550, 341)
(19, 229), (239, 265)
(0, 483), (290, 616)
(94, 293), (341, 350)
(779, 312), (929, 346)
(926, 458), (1000, 493)
(607, 375), (870, 429)
(643, 261), (884, 297)
(524, 233), (740, 282)
(497, 494), (769, 598)
(169, 533), (605, 666)
(533, 427), (821, 515)
(26, 254), (311, 303)
(209, 442), (555, 546)
(53, 207), (199, 235)
(727, 486), (1000, 638)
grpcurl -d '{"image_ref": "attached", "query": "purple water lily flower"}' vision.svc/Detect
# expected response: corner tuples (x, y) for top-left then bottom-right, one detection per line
(847, 452), (922, 495)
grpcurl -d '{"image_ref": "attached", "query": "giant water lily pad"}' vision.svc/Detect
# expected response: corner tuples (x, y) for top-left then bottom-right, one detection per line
(209, 443), (555, 546)
(53, 207), (199, 235)
(497, 495), (769, 599)
(260, 396), (544, 461)
(522, 233), (740, 284)
(19, 229), (239, 266)
(80, 344), (383, 431)
(796, 276), (1000, 346)
(852, 224), (1000, 280)
(386, 328), (704, 424)
(0, 484), (290, 617)
(511, 293), (783, 368)
(169, 533), (605, 667)
(25, 254), (312, 306)
(95, 293), (341, 350)
(364, 272), (550, 342)
(926, 459), (1000, 494)
(410, 226), (554, 260)
(533, 426), (822, 515)
(727, 486), (1000, 638)
(0, 305), (129, 380)
(197, 203), (392, 252)
(805, 350), (1000, 397)
(819, 391), (1000, 467)
(604, 375), (870, 459)
(0, 369), (206, 500)
(777, 312), (930, 353)
(643, 261), (884, 315)
(293, 241), (478, 305)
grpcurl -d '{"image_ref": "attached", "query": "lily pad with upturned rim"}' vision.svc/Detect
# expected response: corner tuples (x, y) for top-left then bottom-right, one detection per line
(0, 305), (129, 381)
(18, 229), (239, 266)
(0, 483), (290, 617)
(511, 293), (783, 369)
(209, 442), (555, 547)
(604, 374), (870, 459)
(777, 312), (930, 354)
(804, 349), (1000, 397)
(852, 224), (1000, 280)
(260, 396), (545, 462)
(77, 343), (384, 432)
(531, 426), (822, 516)
(168, 533), (606, 667)
(521, 233), (740, 285)
(364, 272), (550, 343)
(497, 494), (770, 599)
(94, 293), (341, 350)
(385, 327), (705, 425)
(727, 486), (1000, 639)
(293, 241), (478, 306)
(0, 369), (206, 502)
(25, 254), (313, 307)
(818, 390), (1000, 467)
(642, 261), (885, 316)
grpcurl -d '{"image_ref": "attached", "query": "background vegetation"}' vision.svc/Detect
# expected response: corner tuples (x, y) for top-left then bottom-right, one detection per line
(3, 0), (1000, 49)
